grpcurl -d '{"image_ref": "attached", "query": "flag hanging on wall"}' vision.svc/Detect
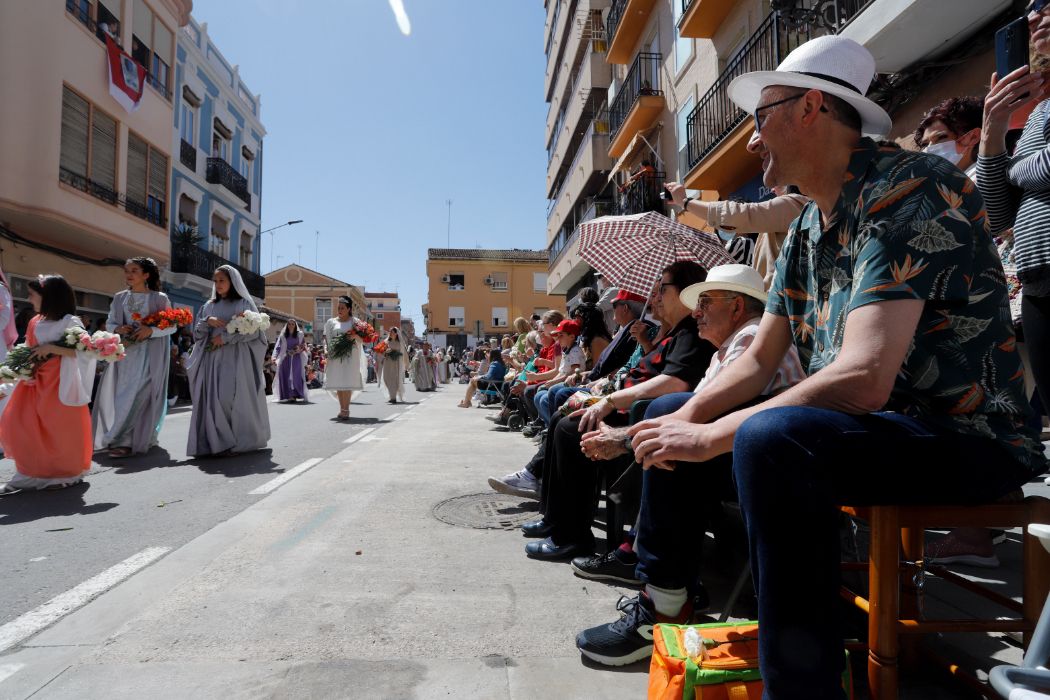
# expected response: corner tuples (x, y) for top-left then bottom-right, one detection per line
(105, 35), (146, 113)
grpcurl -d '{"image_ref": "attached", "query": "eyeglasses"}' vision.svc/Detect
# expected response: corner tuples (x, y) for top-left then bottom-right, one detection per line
(696, 294), (739, 310)
(1028, 0), (1049, 16)
(752, 92), (828, 133)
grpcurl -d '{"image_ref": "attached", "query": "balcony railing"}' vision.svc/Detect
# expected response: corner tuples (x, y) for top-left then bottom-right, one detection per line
(608, 52), (662, 139)
(60, 166), (166, 228)
(549, 198), (615, 266)
(684, 1), (869, 174)
(180, 139), (196, 171)
(617, 171), (666, 216)
(206, 157), (251, 208)
(170, 243), (266, 299)
(59, 167), (118, 206)
(124, 197), (166, 227)
(606, 0), (628, 48)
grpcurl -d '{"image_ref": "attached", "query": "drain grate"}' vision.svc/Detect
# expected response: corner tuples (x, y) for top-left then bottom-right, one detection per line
(432, 493), (540, 530)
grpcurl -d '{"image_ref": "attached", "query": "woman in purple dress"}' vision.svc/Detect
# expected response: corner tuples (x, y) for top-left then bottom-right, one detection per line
(273, 320), (307, 402)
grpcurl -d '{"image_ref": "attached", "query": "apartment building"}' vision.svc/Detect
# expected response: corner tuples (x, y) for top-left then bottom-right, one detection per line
(423, 249), (564, 351)
(166, 14), (267, 310)
(0, 0), (191, 327)
(544, 0), (1014, 298)
(363, 292), (401, 337)
(262, 264), (368, 341)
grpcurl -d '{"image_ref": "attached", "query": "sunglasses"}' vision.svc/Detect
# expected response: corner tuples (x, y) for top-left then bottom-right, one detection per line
(752, 92), (829, 133)
(1029, 0), (1049, 14)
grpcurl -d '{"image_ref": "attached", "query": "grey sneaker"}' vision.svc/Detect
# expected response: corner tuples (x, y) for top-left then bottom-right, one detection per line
(487, 469), (540, 500)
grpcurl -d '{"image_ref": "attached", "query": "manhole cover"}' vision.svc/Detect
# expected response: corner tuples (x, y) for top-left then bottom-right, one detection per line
(432, 493), (539, 530)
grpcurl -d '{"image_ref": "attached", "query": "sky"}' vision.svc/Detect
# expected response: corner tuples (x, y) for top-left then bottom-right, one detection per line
(191, 0), (549, 328)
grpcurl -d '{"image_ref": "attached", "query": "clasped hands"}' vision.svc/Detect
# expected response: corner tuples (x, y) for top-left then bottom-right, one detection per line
(577, 412), (715, 471)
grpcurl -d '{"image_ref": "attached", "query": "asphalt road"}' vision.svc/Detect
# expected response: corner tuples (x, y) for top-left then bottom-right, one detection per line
(0, 381), (429, 628)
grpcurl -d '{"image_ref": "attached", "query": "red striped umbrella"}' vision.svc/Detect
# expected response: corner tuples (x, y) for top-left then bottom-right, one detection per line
(576, 211), (734, 297)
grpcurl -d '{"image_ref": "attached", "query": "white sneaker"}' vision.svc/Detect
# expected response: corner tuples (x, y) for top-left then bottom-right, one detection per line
(487, 469), (540, 500)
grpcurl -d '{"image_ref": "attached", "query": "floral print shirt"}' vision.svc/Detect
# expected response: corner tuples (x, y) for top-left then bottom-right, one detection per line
(768, 138), (1045, 472)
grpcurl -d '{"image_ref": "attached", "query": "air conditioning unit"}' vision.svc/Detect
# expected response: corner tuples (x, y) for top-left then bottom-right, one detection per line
(483, 276), (493, 285)
(441, 274), (450, 283)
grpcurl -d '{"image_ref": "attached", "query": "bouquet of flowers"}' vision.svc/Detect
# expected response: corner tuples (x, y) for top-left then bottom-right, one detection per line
(0, 327), (126, 381)
(124, 308), (194, 345)
(0, 344), (42, 381)
(329, 320), (378, 360)
(227, 310), (270, 336)
(373, 341), (388, 355)
(80, 330), (126, 363)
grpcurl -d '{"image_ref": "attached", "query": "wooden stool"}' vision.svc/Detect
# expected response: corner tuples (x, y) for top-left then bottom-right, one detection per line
(840, 496), (1050, 700)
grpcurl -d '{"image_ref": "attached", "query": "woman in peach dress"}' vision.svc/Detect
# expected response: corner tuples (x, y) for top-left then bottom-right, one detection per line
(0, 275), (96, 495)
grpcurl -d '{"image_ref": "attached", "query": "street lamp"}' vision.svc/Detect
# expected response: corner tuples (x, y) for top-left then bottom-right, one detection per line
(261, 219), (303, 272)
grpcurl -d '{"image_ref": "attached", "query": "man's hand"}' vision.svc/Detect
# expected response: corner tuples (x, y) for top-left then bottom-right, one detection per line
(573, 396), (614, 433)
(565, 372), (579, 387)
(580, 423), (631, 461)
(664, 182), (687, 208)
(629, 417), (709, 470)
(590, 377), (609, 394)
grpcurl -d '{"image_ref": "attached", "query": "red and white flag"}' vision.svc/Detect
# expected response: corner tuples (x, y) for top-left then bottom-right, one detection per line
(105, 35), (146, 113)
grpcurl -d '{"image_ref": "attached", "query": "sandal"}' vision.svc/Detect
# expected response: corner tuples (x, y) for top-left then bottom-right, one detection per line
(107, 447), (133, 458)
(0, 484), (23, 497)
(337, 411), (350, 421)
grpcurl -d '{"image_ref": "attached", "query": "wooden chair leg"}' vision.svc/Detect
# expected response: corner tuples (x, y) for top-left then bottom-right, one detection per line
(899, 526), (924, 663)
(869, 506), (900, 700)
(1024, 496), (1050, 649)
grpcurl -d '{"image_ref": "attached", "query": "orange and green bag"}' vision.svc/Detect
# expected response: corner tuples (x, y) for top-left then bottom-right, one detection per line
(648, 621), (853, 700)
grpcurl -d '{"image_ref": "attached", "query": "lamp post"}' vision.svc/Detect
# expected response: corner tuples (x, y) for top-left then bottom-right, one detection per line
(261, 219), (303, 272)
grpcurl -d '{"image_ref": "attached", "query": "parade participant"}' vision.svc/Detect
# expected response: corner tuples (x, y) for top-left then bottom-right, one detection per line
(273, 319), (307, 403)
(381, 326), (406, 404)
(0, 276), (97, 494)
(411, 342), (436, 392)
(186, 265), (270, 456)
(93, 257), (174, 457)
(0, 261), (18, 363)
(323, 296), (366, 421)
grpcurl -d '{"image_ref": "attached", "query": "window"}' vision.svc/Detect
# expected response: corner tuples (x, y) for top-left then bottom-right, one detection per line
(239, 155), (251, 182)
(59, 86), (118, 203)
(132, 0), (173, 98)
(239, 232), (253, 269)
(490, 271), (508, 290)
(66, 0), (122, 43)
(492, 307), (508, 327)
(677, 94), (695, 179)
(315, 298), (332, 334)
(179, 101), (196, 146)
(673, 0), (693, 73)
(533, 272), (548, 292)
(212, 120), (231, 160)
(376, 312), (385, 319)
(448, 306), (465, 327)
(447, 274), (464, 290)
(126, 132), (168, 226)
(210, 213), (229, 257)
(177, 194), (197, 226)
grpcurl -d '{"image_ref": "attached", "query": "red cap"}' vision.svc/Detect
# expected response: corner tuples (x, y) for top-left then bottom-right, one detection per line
(552, 319), (581, 336)
(613, 289), (646, 304)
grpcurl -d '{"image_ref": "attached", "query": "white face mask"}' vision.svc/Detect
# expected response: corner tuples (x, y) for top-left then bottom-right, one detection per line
(716, 228), (736, 242)
(923, 139), (964, 166)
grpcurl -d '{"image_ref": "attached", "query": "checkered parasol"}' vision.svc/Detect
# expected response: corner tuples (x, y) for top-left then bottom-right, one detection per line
(576, 211), (734, 297)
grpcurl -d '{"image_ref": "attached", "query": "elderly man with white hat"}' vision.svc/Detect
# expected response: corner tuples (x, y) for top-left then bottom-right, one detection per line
(577, 35), (1045, 697)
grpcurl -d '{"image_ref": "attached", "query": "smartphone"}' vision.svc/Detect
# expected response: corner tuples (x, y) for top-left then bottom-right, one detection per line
(996, 17), (1030, 78)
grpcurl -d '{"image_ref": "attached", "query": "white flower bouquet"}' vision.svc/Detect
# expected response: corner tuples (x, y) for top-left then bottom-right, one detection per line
(226, 311), (270, 336)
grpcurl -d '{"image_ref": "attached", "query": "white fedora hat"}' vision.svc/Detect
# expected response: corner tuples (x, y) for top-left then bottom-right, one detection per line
(727, 35), (891, 137)
(680, 264), (767, 311)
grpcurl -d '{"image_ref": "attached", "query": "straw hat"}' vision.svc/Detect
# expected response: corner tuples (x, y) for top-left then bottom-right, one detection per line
(680, 264), (766, 310)
(727, 35), (891, 137)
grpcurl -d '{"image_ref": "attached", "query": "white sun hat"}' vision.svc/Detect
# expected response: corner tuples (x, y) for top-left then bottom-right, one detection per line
(680, 264), (767, 311)
(727, 35), (891, 137)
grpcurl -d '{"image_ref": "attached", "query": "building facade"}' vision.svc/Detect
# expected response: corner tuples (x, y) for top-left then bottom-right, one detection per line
(424, 248), (564, 350)
(399, 318), (417, 345)
(363, 292), (401, 336)
(0, 0), (191, 329)
(165, 14), (266, 311)
(262, 264), (368, 341)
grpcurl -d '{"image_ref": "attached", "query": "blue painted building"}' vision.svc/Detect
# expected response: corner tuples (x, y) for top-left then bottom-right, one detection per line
(163, 16), (266, 311)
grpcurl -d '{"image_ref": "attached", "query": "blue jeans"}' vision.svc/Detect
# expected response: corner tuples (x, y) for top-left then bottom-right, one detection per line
(549, 382), (583, 417)
(536, 386), (558, 425)
(732, 407), (1033, 700)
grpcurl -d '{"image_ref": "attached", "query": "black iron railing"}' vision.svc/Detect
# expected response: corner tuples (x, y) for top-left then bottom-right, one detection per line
(170, 243), (266, 299)
(180, 139), (196, 171)
(681, 0), (695, 16)
(124, 197), (166, 227)
(59, 167), (118, 205)
(617, 171), (666, 216)
(66, 0), (95, 31)
(684, 1), (871, 174)
(606, 0), (628, 47)
(206, 157), (251, 207)
(608, 52), (662, 138)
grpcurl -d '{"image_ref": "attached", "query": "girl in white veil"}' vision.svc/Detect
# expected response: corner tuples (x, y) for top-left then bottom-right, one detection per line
(272, 319), (307, 402)
(186, 265), (270, 457)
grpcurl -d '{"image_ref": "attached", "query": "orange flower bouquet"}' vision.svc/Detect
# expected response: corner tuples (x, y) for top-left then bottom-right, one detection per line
(125, 308), (194, 344)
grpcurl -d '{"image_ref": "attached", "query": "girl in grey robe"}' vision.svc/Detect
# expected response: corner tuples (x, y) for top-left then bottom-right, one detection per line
(93, 258), (175, 457)
(186, 265), (270, 457)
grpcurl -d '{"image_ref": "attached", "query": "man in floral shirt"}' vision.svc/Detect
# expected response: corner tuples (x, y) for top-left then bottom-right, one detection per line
(585, 36), (1046, 697)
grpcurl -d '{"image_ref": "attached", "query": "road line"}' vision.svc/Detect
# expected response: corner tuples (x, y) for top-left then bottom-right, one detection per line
(249, 458), (324, 496)
(0, 547), (170, 653)
(343, 428), (376, 445)
(0, 663), (24, 684)
(384, 413), (401, 421)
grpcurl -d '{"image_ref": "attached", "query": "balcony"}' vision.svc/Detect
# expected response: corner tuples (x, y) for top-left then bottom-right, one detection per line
(59, 167), (118, 206)
(60, 166), (166, 228)
(607, 52), (663, 159)
(606, 0), (659, 64)
(170, 244), (266, 299)
(546, 120), (613, 228)
(549, 198), (615, 266)
(617, 171), (665, 216)
(206, 157), (251, 208)
(124, 196), (166, 228)
(180, 139), (196, 172)
(548, 198), (615, 294)
(677, 0), (737, 39)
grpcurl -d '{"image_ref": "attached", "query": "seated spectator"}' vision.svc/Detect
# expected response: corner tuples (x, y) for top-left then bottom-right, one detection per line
(532, 319), (587, 425)
(574, 37), (1044, 696)
(459, 348), (507, 408)
(520, 261), (714, 560)
(914, 95), (982, 180)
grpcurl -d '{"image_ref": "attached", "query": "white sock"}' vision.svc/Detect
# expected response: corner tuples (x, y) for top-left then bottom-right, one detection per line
(646, 583), (688, 618)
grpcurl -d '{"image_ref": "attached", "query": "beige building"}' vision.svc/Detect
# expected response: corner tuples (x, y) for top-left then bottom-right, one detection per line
(0, 0), (191, 327)
(263, 264), (368, 340)
(363, 291), (401, 337)
(423, 248), (564, 350)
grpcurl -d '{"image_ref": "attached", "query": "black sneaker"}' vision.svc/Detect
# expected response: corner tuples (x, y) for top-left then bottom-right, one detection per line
(521, 422), (544, 438)
(576, 593), (690, 667)
(571, 550), (640, 585)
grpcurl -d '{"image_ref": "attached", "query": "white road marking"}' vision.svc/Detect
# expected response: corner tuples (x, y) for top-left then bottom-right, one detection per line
(0, 547), (170, 653)
(249, 458), (324, 496)
(28, 557), (46, 563)
(385, 413), (401, 421)
(359, 436), (387, 443)
(343, 428), (376, 445)
(404, 404), (416, 410)
(0, 663), (25, 684)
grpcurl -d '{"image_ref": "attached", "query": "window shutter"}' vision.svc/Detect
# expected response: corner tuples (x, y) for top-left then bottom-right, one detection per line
(126, 134), (148, 205)
(148, 149), (167, 203)
(90, 110), (117, 191)
(60, 87), (89, 177)
(133, 0), (153, 51)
